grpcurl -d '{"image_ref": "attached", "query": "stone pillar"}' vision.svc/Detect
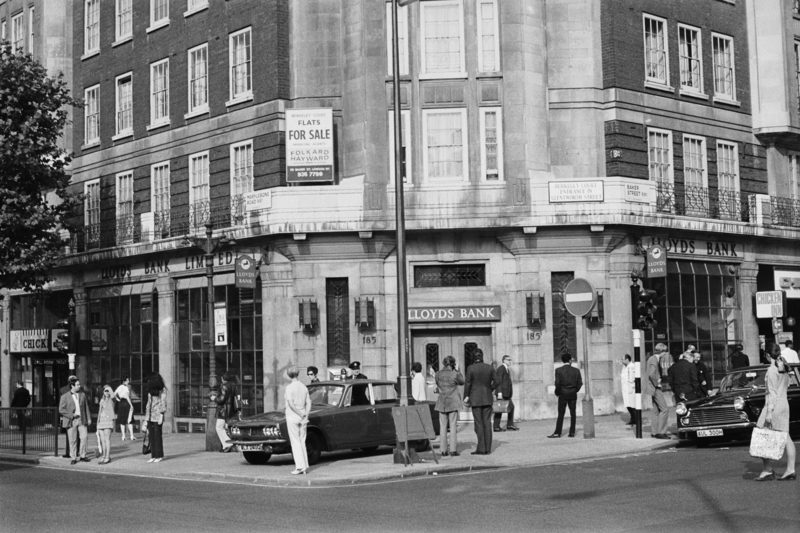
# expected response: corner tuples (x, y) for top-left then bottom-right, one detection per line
(262, 255), (294, 412)
(156, 275), (175, 433)
(739, 262), (760, 365)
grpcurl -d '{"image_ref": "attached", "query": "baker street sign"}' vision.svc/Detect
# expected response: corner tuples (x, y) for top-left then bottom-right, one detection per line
(408, 306), (502, 323)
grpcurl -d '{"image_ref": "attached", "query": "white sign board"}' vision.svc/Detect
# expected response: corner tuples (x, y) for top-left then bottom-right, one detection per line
(244, 190), (272, 212)
(9, 329), (52, 353)
(286, 108), (334, 183)
(548, 181), (604, 203)
(624, 182), (653, 204)
(755, 291), (785, 318)
(214, 304), (228, 346)
(775, 270), (800, 299)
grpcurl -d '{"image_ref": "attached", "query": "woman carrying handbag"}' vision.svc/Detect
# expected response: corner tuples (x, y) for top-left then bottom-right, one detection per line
(753, 342), (796, 481)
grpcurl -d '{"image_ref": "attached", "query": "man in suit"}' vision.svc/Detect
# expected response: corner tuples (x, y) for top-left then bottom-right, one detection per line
(644, 343), (670, 439)
(59, 376), (92, 464)
(549, 353), (583, 438)
(729, 344), (750, 369)
(693, 352), (711, 397)
(11, 381), (31, 431)
(59, 375), (79, 458)
(493, 355), (519, 432)
(463, 349), (496, 455)
(668, 349), (699, 403)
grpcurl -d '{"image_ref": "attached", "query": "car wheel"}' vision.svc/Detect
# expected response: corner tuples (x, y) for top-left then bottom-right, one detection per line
(361, 446), (379, 454)
(306, 432), (323, 466)
(243, 451), (272, 465)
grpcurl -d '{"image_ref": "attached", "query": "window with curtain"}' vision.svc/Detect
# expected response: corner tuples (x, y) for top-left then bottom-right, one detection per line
(116, 0), (132, 40)
(84, 85), (100, 144)
(424, 109), (467, 180)
(151, 0), (169, 25)
(116, 74), (133, 135)
(229, 28), (252, 99)
(643, 15), (668, 85)
(481, 108), (502, 181)
(712, 34), (735, 100)
(150, 59), (169, 126)
(478, 0), (499, 72)
(85, 0), (99, 54)
(678, 25), (702, 93)
(85, 180), (101, 246)
(188, 44), (208, 113)
(421, 1), (464, 76)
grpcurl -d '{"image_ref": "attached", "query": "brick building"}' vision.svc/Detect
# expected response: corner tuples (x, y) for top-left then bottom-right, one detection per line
(2, 0), (800, 432)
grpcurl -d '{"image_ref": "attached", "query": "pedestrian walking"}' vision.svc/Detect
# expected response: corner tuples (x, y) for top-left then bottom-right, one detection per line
(493, 355), (519, 432)
(435, 356), (464, 457)
(644, 344), (670, 439)
(411, 362), (427, 402)
(620, 355), (636, 425)
(59, 377), (91, 464)
(144, 373), (168, 463)
(114, 376), (136, 442)
(11, 381), (31, 431)
(754, 342), (796, 482)
(284, 365), (311, 475)
(96, 385), (116, 464)
(463, 349), (495, 455)
(693, 352), (711, 397)
(729, 344), (750, 369)
(549, 353), (583, 438)
(213, 373), (240, 453)
(668, 349), (699, 403)
(307, 366), (320, 384)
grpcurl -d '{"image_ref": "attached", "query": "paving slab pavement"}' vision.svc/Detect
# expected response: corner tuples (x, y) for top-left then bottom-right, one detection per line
(1, 411), (679, 486)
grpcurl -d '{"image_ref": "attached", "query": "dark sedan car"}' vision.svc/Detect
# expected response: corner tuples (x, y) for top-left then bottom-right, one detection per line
(676, 364), (800, 447)
(227, 379), (440, 465)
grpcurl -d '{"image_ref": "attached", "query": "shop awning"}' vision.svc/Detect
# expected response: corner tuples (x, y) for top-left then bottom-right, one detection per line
(175, 273), (235, 290)
(91, 282), (156, 299)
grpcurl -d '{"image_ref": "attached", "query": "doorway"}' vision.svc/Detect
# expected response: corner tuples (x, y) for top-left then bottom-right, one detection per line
(411, 329), (492, 420)
(32, 361), (69, 408)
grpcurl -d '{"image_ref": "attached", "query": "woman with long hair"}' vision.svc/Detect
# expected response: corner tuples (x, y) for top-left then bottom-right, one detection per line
(114, 376), (136, 441)
(754, 342), (796, 481)
(435, 356), (465, 456)
(144, 373), (168, 463)
(96, 385), (116, 464)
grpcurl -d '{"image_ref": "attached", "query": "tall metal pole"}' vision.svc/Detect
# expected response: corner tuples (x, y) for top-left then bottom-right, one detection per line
(581, 318), (595, 438)
(391, 0), (411, 407)
(204, 222), (221, 451)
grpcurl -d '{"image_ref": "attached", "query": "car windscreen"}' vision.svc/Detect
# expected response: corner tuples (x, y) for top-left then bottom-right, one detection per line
(372, 384), (398, 404)
(719, 370), (766, 392)
(308, 385), (344, 407)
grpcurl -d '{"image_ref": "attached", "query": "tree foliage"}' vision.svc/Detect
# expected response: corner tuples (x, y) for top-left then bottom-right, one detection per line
(0, 43), (81, 296)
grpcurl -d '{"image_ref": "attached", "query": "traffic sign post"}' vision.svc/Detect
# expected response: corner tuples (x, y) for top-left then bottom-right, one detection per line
(564, 278), (596, 439)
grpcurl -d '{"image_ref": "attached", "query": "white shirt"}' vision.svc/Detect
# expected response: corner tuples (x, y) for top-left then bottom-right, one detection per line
(781, 347), (799, 364)
(114, 383), (131, 401)
(411, 373), (427, 401)
(284, 380), (311, 418)
(71, 393), (81, 417)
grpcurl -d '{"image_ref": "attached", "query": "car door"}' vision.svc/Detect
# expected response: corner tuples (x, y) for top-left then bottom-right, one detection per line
(330, 384), (379, 448)
(372, 384), (401, 442)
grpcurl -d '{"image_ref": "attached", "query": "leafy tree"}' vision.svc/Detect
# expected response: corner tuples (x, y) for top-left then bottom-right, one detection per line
(0, 43), (81, 296)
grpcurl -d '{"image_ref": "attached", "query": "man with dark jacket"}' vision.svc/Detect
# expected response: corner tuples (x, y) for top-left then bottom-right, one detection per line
(668, 351), (699, 402)
(493, 355), (519, 432)
(213, 373), (240, 453)
(463, 349), (496, 455)
(693, 352), (711, 397)
(11, 381), (31, 431)
(549, 353), (583, 438)
(59, 377), (91, 464)
(729, 344), (750, 369)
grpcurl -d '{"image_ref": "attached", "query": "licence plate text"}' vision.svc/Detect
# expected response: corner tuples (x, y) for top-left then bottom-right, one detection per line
(697, 429), (723, 437)
(240, 444), (263, 452)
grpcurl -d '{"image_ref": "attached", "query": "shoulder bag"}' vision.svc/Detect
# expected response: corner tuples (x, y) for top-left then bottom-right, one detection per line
(749, 426), (787, 461)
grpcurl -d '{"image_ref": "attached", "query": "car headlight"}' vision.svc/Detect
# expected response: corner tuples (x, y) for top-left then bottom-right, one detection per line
(262, 426), (281, 438)
(733, 397), (745, 411)
(675, 403), (687, 416)
(681, 417), (691, 426)
(230, 426), (240, 436)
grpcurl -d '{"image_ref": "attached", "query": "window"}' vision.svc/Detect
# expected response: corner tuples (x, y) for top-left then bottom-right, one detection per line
(647, 128), (673, 183)
(151, 0), (169, 26)
(795, 0), (800, 16)
(551, 272), (577, 363)
(643, 15), (669, 86)
(189, 152), (209, 206)
(116, 171), (134, 245)
(712, 33), (736, 100)
(116, 0), (132, 42)
(84, 85), (100, 145)
(422, 109), (468, 181)
(188, 44), (209, 115)
(414, 264), (486, 287)
(480, 107), (503, 181)
(84, 180), (101, 246)
(28, 7), (34, 56)
(678, 24), (702, 94)
(187, 0), (209, 14)
(420, 0), (465, 77)
(683, 135), (707, 188)
(716, 141), (740, 220)
(151, 162), (170, 238)
(11, 13), (23, 53)
(477, 0), (500, 72)
(386, 2), (409, 76)
(795, 41), (800, 112)
(84, 0), (99, 54)
(229, 28), (252, 102)
(1, 20), (6, 41)
(326, 279), (350, 367)
(388, 110), (412, 183)
(115, 73), (133, 137)
(149, 59), (170, 127)
(230, 140), (254, 198)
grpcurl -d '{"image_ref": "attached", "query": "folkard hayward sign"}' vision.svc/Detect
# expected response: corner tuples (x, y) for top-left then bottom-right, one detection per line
(408, 306), (502, 323)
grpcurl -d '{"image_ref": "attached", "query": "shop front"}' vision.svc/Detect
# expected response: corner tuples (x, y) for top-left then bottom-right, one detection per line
(9, 329), (70, 408)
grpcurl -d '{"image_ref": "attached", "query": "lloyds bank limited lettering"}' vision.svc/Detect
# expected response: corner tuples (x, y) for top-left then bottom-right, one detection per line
(408, 306), (502, 323)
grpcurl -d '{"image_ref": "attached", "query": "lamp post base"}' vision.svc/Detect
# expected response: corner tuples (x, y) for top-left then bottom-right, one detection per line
(206, 403), (222, 452)
(582, 398), (595, 439)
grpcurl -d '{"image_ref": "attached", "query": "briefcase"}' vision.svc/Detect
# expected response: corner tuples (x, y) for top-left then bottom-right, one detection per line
(749, 426), (786, 461)
(492, 400), (510, 413)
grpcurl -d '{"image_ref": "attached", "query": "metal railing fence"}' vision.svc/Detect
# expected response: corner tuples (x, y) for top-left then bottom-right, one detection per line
(0, 408), (59, 455)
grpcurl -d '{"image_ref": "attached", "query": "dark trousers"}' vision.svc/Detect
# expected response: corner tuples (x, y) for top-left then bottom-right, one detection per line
(148, 421), (164, 459)
(554, 397), (577, 435)
(471, 406), (493, 453)
(493, 399), (515, 429)
(626, 407), (636, 424)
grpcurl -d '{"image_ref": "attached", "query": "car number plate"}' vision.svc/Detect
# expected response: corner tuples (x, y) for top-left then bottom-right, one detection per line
(697, 429), (723, 437)
(240, 444), (263, 452)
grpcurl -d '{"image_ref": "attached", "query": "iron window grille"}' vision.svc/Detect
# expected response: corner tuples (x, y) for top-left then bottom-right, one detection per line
(414, 264), (486, 287)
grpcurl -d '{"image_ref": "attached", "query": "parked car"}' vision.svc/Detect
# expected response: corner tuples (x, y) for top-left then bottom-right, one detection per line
(227, 379), (440, 465)
(676, 364), (800, 447)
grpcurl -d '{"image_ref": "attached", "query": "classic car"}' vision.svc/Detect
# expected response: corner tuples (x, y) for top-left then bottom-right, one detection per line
(227, 379), (440, 465)
(675, 364), (800, 447)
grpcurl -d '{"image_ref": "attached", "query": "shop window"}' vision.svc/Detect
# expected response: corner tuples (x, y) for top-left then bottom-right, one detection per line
(10, 291), (73, 329)
(551, 272), (577, 362)
(326, 278), (350, 367)
(414, 264), (485, 287)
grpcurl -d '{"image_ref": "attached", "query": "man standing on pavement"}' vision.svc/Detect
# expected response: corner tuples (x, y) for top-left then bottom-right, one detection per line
(11, 381), (31, 431)
(549, 354), (583, 438)
(463, 349), (496, 455)
(729, 344), (750, 369)
(59, 377), (91, 464)
(213, 373), (240, 453)
(668, 348), (699, 403)
(781, 340), (799, 364)
(644, 344), (670, 440)
(493, 355), (518, 432)
(693, 352), (711, 397)
(59, 375), (79, 458)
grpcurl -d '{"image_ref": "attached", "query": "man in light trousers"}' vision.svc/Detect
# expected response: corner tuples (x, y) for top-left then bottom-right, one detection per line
(644, 343), (671, 439)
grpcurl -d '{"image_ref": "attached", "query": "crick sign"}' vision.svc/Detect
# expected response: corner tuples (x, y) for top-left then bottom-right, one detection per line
(408, 306), (502, 323)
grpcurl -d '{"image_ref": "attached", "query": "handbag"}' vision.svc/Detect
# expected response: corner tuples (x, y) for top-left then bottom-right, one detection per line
(142, 429), (151, 455)
(749, 426), (787, 461)
(493, 399), (510, 413)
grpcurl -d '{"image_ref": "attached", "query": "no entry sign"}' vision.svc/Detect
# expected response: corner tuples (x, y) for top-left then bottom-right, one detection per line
(564, 278), (596, 317)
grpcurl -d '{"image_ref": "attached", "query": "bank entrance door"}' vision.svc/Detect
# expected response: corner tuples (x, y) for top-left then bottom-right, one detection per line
(411, 329), (492, 421)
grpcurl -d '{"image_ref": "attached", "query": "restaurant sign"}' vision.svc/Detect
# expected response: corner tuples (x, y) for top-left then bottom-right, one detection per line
(10, 329), (61, 353)
(408, 306), (502, 323)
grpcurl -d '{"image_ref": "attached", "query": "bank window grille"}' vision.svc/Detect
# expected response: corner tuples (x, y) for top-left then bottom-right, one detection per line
(326, 278), (350, 367)
(426, 344), (440, 373)
(551, 272), (577, 362)
(414, 264), (486, 287)
(464, 343), (479, 368)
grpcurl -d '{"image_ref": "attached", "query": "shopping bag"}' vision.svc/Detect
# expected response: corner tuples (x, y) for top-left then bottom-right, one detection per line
(142, 430), (151, 455)
(493, 399), (510, 413)
(749, 426), (786, 461)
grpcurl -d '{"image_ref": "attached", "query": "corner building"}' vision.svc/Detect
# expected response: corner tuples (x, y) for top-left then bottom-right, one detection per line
(3, 0), (800, 430)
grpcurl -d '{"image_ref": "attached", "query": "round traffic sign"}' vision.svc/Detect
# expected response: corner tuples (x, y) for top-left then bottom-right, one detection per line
(564, 278), (596, 317)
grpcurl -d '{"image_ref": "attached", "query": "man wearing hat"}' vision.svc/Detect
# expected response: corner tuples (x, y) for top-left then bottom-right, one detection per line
(346, 361), (368, 380)
(729, 344), (750, 369)
(347, 361), (369, 406)
(643, 344), (670, 439)
(667, 347), (699, 403)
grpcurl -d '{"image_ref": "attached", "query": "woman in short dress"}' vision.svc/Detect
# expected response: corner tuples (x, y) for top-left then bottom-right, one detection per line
(114, 376), (135, 441)
(144, 373), (168, 463)
(754, 342), (796, 481)
(96, 385), (116, 464)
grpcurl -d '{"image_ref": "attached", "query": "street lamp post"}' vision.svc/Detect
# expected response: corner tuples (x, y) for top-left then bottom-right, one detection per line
(183, 222), (235, 452)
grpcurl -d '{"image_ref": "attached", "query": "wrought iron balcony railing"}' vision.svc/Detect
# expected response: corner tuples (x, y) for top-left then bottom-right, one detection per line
(655, 182), (751, 223)
(770, 197), (800, 228)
